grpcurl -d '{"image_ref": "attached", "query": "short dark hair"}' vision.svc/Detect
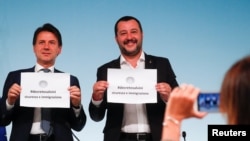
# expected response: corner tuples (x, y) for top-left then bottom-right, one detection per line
(114, 16), (143, 36)
(32, 23), (62, 46)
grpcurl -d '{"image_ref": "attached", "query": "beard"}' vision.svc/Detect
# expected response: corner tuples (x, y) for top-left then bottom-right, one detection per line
(119, 39), (142, 56)
(120, 45), (141, 56)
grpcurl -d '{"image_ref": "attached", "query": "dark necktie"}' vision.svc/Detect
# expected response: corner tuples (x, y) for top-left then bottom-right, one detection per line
(40, 68), (51, 73)
(40, 68), (52, 135)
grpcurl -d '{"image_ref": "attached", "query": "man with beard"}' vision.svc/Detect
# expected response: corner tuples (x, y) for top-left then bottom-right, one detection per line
(89, 16), (178, 141)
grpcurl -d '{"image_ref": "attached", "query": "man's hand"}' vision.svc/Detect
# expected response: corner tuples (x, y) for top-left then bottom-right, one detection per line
(69, 86), (81, 107)
(7, 83), (21, 105)
(156, 82), (172, 102)
(92, 81), (109, 101)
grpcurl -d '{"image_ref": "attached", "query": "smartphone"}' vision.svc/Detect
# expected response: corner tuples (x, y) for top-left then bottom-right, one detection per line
(197, 92), (220, 112)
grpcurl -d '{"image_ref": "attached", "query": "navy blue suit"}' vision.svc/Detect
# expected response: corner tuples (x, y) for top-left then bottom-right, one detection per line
(0, 67), (86, 141)
(89, 53), (178, 141)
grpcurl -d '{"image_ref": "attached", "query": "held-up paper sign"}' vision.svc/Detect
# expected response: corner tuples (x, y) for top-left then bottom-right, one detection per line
(20, 72), (70, 108)
(107, 68), (157, 104)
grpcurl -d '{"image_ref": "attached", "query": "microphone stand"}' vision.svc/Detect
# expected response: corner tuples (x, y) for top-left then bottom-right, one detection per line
(71, 130), (80, 141)
(182, 131), (186, 141)
(65, 122), (80, 141)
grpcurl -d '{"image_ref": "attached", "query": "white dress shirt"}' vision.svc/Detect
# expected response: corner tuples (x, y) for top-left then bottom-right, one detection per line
(120, 53), (151, 133)
(92, 52), (151, 133)
(30, 63), (54, 134)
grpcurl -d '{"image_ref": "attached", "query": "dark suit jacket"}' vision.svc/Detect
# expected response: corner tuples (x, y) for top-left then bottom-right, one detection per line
(89, 53), (178, 141)
(0, 67), (86, 141)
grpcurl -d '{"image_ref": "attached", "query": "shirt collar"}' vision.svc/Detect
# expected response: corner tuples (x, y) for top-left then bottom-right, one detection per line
(120, 52), (145, 65)
(35, 63), (54, 72)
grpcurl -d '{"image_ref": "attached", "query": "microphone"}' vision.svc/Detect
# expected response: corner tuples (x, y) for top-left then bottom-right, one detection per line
(182, 131), (186, 141)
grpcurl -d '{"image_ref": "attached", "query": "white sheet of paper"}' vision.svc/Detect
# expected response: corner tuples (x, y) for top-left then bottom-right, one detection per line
(20, 72), (70, 108)
(107, 68), (157, 104)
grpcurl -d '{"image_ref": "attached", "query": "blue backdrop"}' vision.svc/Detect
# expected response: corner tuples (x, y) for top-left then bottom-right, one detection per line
(0, 1), (250, 141)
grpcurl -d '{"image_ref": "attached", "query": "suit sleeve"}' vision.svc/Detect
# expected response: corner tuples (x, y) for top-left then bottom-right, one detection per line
(88, 66), (108, 122)
(0, 72), (19, 126)
(69, 75), (87, 131)
(157, 58), (178, 88)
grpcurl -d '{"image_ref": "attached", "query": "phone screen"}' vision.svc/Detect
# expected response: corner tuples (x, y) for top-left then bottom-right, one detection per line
(197, 92), (220, 112)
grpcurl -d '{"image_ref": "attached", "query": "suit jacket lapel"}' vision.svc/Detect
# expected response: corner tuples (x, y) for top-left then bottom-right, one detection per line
(145, 54), (155, 69)
(112, 56), (121, 68)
